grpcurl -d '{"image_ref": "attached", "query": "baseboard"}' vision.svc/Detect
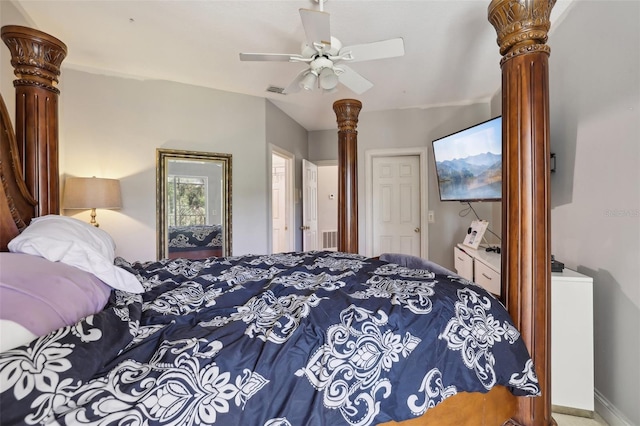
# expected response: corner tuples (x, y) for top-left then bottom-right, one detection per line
(594, 388), (634, 426)
(552, 404), (593, 418)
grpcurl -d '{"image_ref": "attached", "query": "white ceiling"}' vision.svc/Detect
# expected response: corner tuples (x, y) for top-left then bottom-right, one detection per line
(12, 0), (574, 131)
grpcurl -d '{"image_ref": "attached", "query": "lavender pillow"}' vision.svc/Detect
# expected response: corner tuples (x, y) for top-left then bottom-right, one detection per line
(0, 253), (111, 342)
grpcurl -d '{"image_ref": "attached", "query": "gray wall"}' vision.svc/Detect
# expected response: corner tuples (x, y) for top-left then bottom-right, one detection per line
(56, 69), (270, 261)
(265, 101), (309, 252)
(308, 103), (499, 269)
(548, 2), (639, 424)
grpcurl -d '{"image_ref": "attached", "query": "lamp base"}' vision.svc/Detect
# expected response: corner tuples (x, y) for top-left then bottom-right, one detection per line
(89, 208), (100, 227)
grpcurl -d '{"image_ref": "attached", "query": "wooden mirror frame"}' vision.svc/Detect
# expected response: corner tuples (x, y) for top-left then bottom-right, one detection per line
(156, 148), (232, 260)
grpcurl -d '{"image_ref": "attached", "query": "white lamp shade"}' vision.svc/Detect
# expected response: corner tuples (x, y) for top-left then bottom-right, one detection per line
(319, 68), (339, 90)
(63, 177), (122, 209)
(299, 72), (318, 91)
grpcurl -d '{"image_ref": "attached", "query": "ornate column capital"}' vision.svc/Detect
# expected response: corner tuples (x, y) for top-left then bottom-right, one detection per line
(1, 25), (68, 93)
(333, 99), (362, 133)
(488, 0), (555, 62)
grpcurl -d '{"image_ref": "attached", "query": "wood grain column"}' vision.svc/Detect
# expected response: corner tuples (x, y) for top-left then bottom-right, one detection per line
(488, 1), (555, 425)
(333, 99), (362, 253)
(1, 25), (67, 217)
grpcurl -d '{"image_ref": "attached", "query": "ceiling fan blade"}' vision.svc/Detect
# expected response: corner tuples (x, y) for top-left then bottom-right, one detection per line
(239, 53), (303, 62)
(340, 38), (405, 63)
(299, 8), (331, 47)
(337, 64), (373, 94)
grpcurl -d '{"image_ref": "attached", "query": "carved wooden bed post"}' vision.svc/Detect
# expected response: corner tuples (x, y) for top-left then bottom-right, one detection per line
(488, 1), (555, 425)
(1, 25), (67, 222)
(333, 99), (362, 254)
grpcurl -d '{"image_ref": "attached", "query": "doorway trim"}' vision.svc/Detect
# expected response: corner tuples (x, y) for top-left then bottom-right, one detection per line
(364, 147), (429, 258)
(269, 144), (295, 253)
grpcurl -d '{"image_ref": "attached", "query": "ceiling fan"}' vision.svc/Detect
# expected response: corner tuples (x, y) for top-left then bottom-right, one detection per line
(239, 0), (405, 95)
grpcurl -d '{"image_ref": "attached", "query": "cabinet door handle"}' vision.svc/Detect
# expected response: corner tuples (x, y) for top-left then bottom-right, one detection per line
(482, 273), (492, 280)
(457, 257), (464, 261)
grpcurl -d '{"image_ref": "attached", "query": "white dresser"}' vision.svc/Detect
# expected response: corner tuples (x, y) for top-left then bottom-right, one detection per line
(453, 245), (594, 416)
(550, 268), (594, 416)
(454, 244), (501, 295)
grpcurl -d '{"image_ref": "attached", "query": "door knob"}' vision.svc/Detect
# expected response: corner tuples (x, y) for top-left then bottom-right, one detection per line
(414, 227), (420, 233)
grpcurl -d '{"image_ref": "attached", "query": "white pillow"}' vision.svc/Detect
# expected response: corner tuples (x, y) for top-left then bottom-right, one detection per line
(8, 215), (144, 293)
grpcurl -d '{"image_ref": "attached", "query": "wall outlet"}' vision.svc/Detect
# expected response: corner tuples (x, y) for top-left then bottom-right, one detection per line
(428, 210), (435, 223)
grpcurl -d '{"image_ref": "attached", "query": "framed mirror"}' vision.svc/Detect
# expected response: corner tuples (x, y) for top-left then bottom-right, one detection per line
(156, 149), (232, 260)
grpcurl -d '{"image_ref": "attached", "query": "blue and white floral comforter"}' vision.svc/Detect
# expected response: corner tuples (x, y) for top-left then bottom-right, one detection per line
(168, 225), (222, 251)
(0, 251), (539, 425)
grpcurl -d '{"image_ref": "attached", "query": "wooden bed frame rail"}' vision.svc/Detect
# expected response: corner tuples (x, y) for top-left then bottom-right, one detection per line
(0, 1), (556, 424)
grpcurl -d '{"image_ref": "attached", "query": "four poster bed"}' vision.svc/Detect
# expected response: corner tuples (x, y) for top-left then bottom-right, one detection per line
(0, 1), (555, 425)
(167, 225), (224, 259)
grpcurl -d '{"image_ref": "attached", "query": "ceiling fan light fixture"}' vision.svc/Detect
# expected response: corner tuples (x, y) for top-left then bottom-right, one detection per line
(319, 67), (339, 90)
(300, 71), (318, 91)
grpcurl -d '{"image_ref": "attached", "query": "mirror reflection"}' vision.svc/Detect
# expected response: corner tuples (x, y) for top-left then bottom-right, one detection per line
(156, 149), (232, 259)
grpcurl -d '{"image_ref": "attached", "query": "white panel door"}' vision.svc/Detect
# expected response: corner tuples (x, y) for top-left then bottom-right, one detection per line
(272, 163), (287, 253)
(372, 155), (421, 257)
(302, 159), (318, 251)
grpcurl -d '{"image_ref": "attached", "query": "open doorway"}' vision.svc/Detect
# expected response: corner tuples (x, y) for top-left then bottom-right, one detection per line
(271, 147), (294, 253)
(316, 161), (338, 251)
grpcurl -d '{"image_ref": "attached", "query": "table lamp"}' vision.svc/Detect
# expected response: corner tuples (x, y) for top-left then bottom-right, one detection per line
(63, 176), (122, 227)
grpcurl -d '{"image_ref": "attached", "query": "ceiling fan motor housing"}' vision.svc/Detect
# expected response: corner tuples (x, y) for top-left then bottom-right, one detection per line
(310, 56), (334, 72)
(301, 36), (342, 59)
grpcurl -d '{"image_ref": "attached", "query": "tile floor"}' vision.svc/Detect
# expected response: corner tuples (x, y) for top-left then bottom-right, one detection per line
(553, 412), (608, 426)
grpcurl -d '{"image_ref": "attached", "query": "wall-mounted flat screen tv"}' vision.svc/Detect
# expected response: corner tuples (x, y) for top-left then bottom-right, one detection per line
(432, 116), (502, 202)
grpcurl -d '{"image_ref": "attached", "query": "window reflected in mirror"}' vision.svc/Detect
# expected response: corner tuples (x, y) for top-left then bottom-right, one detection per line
(156, 149), (232, 260)
(168, 176), (206, 225)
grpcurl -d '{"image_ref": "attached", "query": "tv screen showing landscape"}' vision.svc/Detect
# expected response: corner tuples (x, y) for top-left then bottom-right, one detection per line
(432, 116), (502, 202)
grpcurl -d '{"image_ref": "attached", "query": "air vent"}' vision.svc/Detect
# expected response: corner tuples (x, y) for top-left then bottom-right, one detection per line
(321, 230), (338, 251)
(266, 86), (286, 95)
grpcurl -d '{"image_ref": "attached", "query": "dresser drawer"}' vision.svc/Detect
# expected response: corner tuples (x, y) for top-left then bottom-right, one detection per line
(454, 247), (473, 281)
(474, 260), (500, 296)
